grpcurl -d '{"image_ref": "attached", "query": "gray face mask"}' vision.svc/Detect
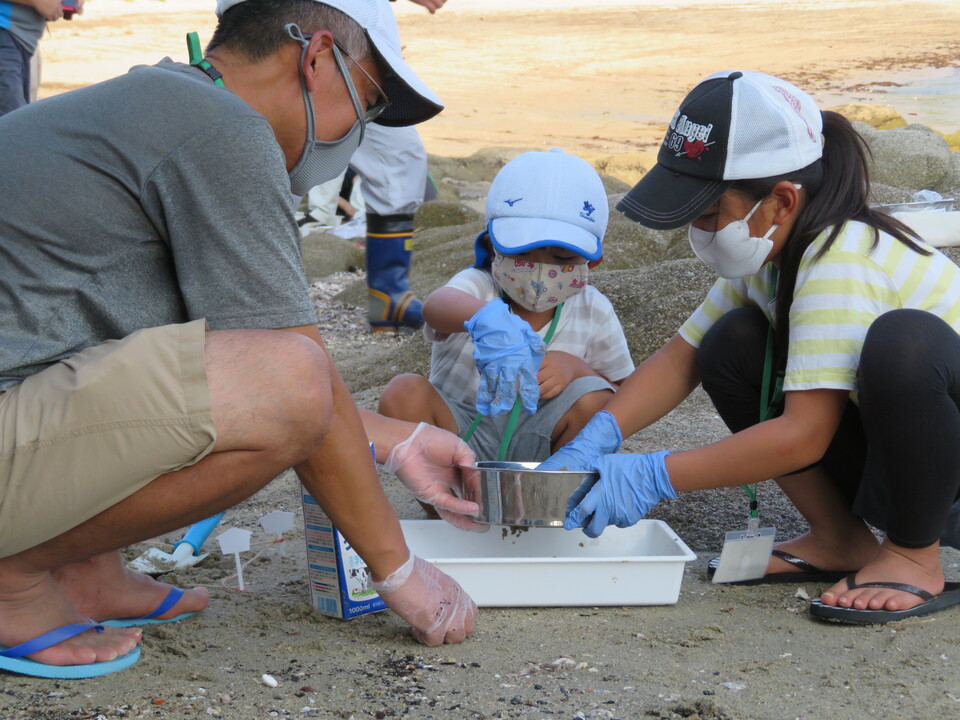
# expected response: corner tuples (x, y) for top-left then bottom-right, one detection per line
(285, 23), (366, 197)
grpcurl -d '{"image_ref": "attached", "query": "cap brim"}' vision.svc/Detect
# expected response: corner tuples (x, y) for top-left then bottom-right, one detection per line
(488, 217), (602, 261)
(368, 30), (443, 127)
(216, 0), (443, 126)
(615, 163), (731, 230)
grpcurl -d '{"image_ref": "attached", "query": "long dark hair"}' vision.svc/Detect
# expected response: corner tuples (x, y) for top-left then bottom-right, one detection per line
(730, 110), (930, 358)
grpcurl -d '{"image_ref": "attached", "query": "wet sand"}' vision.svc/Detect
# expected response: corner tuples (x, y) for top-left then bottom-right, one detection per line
(38, 0), (960, 180)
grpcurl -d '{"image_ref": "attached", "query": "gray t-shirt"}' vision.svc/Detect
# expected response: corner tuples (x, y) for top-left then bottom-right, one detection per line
(1, 2), (45, 55)
(0, 59), (317, 390)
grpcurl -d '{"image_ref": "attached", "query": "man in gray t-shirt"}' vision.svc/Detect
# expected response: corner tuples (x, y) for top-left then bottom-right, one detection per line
(0, 0), (480, 678)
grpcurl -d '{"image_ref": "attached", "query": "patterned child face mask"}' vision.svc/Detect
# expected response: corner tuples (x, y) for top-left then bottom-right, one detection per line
(491, 253), (589, 312)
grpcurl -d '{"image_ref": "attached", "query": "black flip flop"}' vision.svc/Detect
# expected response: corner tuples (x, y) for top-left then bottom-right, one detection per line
(809, 574), (960, 625)
(707, 549), (855, 585)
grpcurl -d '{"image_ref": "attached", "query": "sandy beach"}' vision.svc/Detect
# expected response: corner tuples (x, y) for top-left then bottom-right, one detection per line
(38, 0), (960, 178)
(5, 1), (960, 718)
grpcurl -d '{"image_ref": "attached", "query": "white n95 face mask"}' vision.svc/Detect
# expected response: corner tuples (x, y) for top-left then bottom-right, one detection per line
(688, 198), (777, 279)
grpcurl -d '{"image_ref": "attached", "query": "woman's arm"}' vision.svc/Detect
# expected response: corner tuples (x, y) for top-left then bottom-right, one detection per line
(603, 333), (702, 436)
(601, 329), (848, 492)
(666, 386), (849, 492)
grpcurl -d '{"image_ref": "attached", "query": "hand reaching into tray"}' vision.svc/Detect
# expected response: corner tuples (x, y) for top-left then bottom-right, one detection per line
(564, 451), (677, 538)
(372, 554), (478, 645)
(386, 422), (486, 531)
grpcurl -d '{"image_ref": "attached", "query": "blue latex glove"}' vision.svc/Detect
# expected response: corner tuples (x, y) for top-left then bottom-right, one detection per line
(464, 297), (545, 416)
(564, 451), (677, 538)
(537, 411), (623, 471)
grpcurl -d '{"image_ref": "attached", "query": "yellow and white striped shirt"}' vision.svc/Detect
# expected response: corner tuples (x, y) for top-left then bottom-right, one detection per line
(679, 220), (960, 397)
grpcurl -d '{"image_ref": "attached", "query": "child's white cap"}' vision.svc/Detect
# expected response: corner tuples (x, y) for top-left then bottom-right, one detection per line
(484, 148), (607, 261)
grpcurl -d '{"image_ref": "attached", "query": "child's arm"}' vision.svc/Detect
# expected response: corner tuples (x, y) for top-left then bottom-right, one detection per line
(538, 290), (633, 399)
(422, 286), (487, 334)
(538, 350), (610, 400)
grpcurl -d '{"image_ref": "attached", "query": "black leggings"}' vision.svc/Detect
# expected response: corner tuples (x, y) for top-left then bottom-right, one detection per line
(697, 307), (960, 548)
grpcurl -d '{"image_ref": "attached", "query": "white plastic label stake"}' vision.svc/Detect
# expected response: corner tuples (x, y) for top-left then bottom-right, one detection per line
(259, 511), (295, 555)
(711, 525), (776, 584)
(217, 527), (253, 591)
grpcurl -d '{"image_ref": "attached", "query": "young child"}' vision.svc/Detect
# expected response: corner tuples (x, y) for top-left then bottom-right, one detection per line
(379, 148), (634, 469)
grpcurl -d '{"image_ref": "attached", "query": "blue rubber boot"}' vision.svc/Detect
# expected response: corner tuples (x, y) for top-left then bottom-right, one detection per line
(366, 213), (424, 331)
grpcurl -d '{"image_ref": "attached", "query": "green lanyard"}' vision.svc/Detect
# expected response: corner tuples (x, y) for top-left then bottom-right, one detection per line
(187, 32), (225, 87)
(743, 267), (785, 518)
(463, 303), (563, 460)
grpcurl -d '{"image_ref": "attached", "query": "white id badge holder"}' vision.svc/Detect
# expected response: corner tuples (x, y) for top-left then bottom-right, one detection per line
(712, 276), (782, 583)
(711, 517), (776, 584)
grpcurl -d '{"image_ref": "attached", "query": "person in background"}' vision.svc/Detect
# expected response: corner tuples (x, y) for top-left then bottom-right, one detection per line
(306, 0), (447, 332)
(0, 0), (83, 116)
(544, 69), (960, 625)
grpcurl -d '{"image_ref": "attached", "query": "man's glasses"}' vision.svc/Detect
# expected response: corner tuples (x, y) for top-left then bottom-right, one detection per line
(333, 42), (390, 123)
(284, 22), (391, 136)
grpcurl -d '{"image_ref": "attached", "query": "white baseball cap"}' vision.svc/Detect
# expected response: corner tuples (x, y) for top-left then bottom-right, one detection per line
(483, 148), (608, 262)
(216, 0), (443, 126)
(617, 70), (823, 229)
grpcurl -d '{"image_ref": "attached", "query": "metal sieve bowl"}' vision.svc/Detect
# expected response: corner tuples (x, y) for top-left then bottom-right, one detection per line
(469, 461), (599, 527)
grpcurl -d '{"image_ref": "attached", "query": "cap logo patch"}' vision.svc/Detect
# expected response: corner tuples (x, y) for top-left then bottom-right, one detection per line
(579, 201), (597, 222)
(684, 139), (707, 159)
(504, 197), (523, 207)
(773, 85), (816, 142)
(666, 112), (715, 159)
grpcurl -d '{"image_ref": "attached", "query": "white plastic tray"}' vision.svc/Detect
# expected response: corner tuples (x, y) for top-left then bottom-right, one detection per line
(400, 519), (696, 607)
(892, 210), (960, 248)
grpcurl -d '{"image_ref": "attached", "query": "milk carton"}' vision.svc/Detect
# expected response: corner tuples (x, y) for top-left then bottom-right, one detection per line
(301, 444), (387, 619)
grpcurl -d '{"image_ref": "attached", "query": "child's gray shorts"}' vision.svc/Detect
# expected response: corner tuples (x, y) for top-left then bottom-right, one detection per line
(436, 375), (614, 463)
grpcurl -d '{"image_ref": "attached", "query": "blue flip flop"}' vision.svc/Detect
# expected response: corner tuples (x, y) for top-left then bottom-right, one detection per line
(101, 586), (198, 628)
(0, 620), (141, 679)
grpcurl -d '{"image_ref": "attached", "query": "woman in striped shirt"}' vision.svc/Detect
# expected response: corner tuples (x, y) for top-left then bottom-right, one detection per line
(542, 70), (960, 624)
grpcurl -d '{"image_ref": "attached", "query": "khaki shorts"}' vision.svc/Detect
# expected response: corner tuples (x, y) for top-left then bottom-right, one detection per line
(0, 320), (216, 558)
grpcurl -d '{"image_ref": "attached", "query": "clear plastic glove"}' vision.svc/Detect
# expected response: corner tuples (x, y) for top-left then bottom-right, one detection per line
(537, 410), (623, 471)
(564, 451), (676, 538)
(385, 423), (486, 532)
(464, 298), (545, 416)
(372, 553), (478, 646)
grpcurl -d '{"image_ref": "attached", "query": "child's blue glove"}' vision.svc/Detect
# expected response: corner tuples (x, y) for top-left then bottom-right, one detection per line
(536, 411), (622, 471)
(464, 298), (545, 416)
(564, 450), (676, 538)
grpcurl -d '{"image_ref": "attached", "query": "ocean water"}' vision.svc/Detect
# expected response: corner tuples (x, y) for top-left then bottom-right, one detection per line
(817, 66), (960, 134)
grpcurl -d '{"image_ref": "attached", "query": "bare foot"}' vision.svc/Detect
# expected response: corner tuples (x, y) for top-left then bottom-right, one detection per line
(0, 568), (141, 666)
(819, 540), (944, 611)
(52, 551), (209, 622)
(767, 528), (880, 576)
